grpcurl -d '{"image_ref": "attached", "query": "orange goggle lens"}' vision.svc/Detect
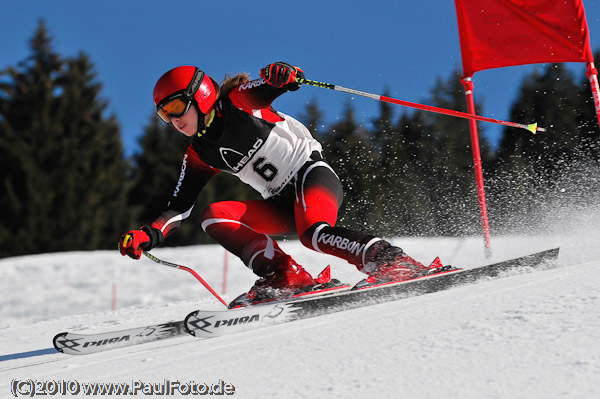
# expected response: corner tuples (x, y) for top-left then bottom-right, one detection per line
(156, 97), (191, 124)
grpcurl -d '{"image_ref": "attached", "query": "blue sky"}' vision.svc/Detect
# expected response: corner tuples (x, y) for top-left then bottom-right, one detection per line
(1, 0), (599, 157)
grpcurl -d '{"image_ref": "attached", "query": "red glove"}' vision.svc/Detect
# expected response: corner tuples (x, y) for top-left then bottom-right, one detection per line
(260, 62), (304, 91)
(119, 226), (163, 259)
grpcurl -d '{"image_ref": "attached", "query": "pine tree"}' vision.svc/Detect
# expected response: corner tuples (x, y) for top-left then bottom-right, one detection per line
(491, 62), (597, 232)
(0, 21), (64, 256)
(379, 110), (437, 235)
(54, 53), (130, 251)
(298, 97), (325, 137)
(495, 64), (582, 178)
(128, 116), (190, 226)
(321, 102), (378, 232)
(575, 49), (600, 159)
(369, 89), (398, 234)
(380, 70), (490, 236)
(317, 70), (491, 237)
(0, 20), (128, 257)
(423, 71), (491, 236)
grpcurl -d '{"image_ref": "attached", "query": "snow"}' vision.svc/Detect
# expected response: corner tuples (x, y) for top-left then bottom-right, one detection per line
(1, 226), (599, 398)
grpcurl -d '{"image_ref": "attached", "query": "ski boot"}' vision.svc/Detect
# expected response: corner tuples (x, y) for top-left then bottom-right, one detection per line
(230, 255), (316, 308)
(356, 241), (440, 288)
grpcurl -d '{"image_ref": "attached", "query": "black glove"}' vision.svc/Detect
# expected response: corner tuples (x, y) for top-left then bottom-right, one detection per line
(260, 62), (305, 91)
(119, 225), (164, 259)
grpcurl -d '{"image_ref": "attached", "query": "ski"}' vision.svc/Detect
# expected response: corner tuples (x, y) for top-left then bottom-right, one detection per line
(185, 247), (559, 339)
(53, 247), (559, 353)
(52, 280), (358, 355)
(53, 320), (187, 355)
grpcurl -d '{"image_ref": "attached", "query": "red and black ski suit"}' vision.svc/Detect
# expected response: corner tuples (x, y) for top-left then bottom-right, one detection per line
(150, 78), (382, 276)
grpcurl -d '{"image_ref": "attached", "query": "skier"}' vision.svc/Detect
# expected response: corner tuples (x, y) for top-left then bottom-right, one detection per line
(119, 62), (436, 303)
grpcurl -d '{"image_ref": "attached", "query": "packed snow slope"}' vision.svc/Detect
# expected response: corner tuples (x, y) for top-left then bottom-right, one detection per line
(1, 216), (599, 398)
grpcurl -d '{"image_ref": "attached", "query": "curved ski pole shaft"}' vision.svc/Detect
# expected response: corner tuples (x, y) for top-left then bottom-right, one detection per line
(143, 251), (228, 307)
(298, 77), (545, 134)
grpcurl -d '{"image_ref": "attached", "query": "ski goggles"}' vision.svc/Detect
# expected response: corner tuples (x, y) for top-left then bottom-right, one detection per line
(155, 68), (205, 124)
(156, 94), (192, 124)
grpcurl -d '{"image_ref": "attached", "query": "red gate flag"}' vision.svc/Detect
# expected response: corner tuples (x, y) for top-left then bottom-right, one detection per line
(455, 0), (594, 76)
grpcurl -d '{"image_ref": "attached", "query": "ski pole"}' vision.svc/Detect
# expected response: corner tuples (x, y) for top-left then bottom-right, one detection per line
(142, 251), (228, 307)
(297, 77), (546, 134)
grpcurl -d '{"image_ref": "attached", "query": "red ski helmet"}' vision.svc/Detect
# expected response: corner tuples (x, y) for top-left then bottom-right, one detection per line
(153, 66), (218, 117)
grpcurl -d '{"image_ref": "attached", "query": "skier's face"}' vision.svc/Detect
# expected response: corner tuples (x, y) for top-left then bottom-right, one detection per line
(171, 106), (199, 137)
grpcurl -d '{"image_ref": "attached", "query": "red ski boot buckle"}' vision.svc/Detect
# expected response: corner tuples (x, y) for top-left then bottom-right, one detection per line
(314, 265), (332, 284)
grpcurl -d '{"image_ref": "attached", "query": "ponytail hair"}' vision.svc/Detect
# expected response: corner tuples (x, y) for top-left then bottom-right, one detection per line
(218, 73), (252, 100)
